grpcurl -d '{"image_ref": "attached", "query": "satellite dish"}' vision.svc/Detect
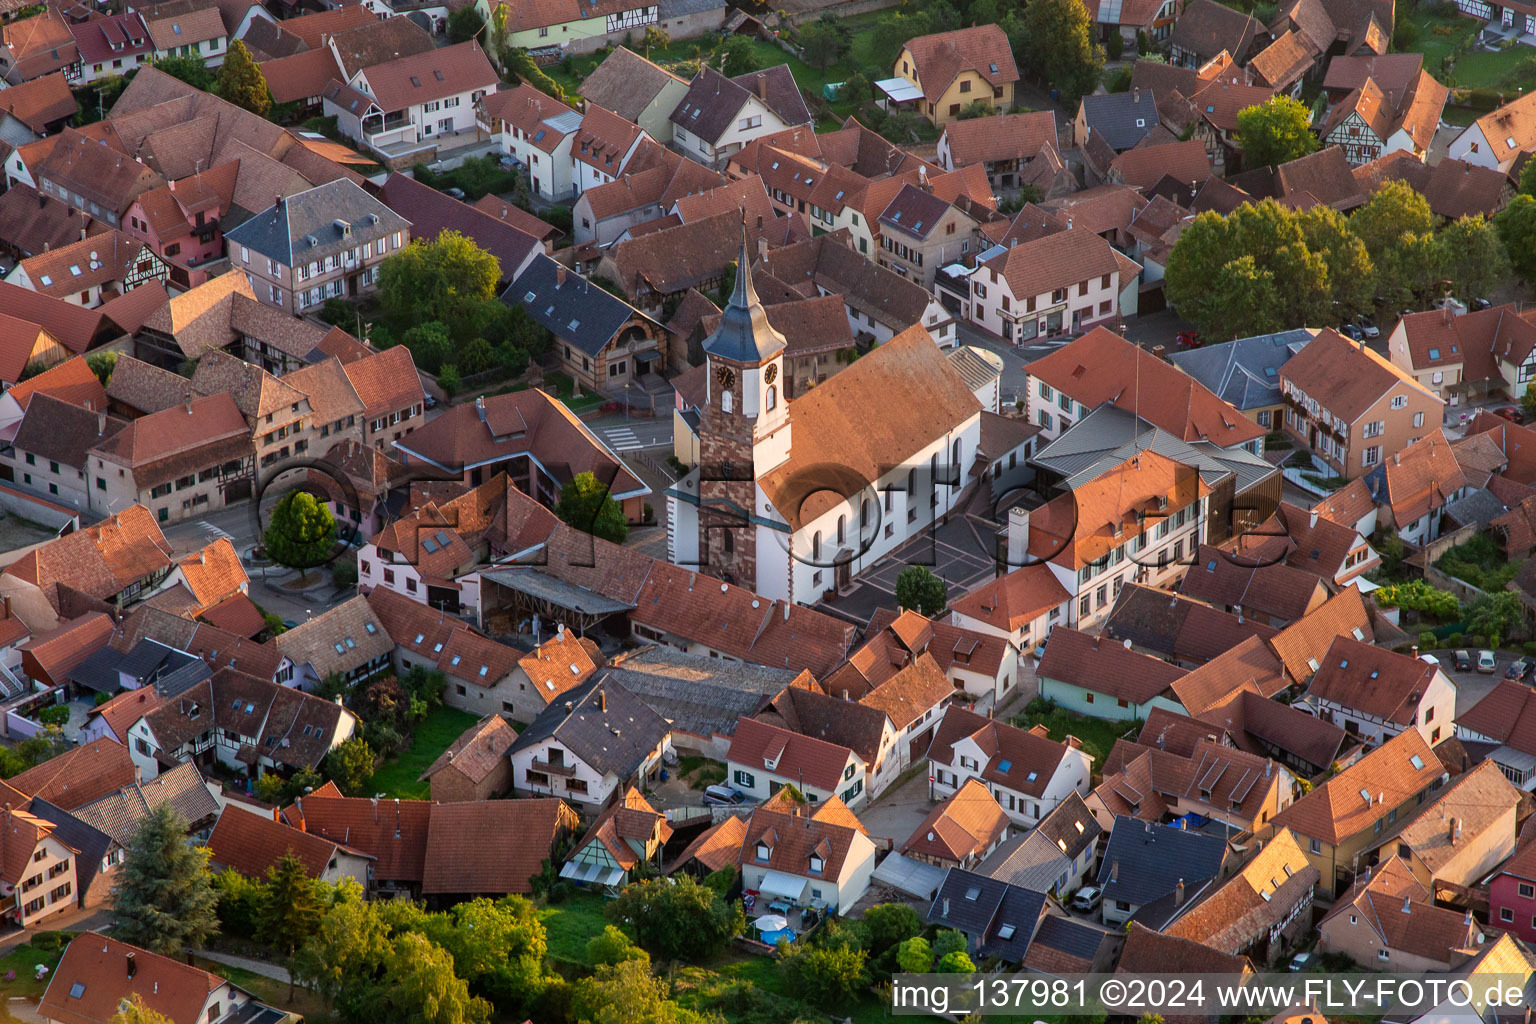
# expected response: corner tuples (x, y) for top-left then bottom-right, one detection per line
(88, 251), (98, 261)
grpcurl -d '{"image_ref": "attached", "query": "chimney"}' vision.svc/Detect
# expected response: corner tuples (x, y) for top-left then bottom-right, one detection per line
(598, 690), (606, 712)
(126, 953), (136, 979)
(1310, 508), (1319, 529)
(1111, 860), (1120, 882)
(1402, 896), (1412, 914)
(756, 75), (768, 101)
(1412, 645), (1419, 659)
(1133, 86), (1141, 102)
(1007, 505), (1031, 566)
(370, 795), (379, 822)
(942, 897), (950, 917)
(564, 700), (574, 715)
(1175, 879), (1185, 906)
(184, 389), (193, 413)
(918, 165), (929, 191)
(272, 195), (282, 223)
(96, 410), (106, 436)
(475, 395), (487, 422)
(556, 264), (567, 287)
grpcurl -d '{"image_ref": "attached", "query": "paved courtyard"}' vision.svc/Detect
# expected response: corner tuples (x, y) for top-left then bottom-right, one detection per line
(858, 770), (943, 848)
(824, 516), (999, 623)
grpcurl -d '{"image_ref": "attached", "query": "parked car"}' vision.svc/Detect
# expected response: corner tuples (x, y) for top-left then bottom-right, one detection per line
(1288, 953), (1314, 973)
(1506, 658), (1531, 681)
(1358, 319), (1380, 339)
(424, 394), (438, 409)
(1176, 330), (1202, 348)
(444, 187), (467, 200)
(1071, 887), (1102, 912)
(702, 785), (746, 806)
(1454, 649), (1472, 671)
(1339, 323), (1364, 341)
(1495, 406), (1528, 425)
(1471, 297), (1493, 311)
(1478, 649), (1498, 674)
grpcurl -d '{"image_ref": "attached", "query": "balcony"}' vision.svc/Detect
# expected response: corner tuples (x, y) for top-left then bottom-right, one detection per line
(532, 757), (577, 777)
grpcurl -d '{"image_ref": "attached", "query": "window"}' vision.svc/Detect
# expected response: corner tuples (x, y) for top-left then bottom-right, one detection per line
(755, 843), (770, 861)
(1309, 837), (1322, 854)
(734, 769), (755, 788)
(1519, 883), (1533, 900)
(1391, 395), (1408, 409)
(1362, 446), (1381, 467)
(1413, 411), (1425, 428)
(809, 855), (824, 873)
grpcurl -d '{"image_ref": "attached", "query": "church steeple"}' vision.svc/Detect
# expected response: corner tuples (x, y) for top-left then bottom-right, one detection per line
(701, 225), (786, 365)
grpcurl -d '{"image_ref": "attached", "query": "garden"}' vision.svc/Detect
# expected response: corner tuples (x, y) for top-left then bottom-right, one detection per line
(1014, 697), (1133, 775)
(1408, 3), (1536, 93)
(369, 703), (485, 800)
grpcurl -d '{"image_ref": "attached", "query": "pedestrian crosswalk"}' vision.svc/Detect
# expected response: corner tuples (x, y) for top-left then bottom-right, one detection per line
(198, 520), (234, 541)
(604, 427), (644, 452)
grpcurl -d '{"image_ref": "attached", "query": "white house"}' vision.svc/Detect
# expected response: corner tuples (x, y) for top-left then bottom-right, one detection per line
(737, 796), (879, 916)
(1447, 91), (1536, 173)
(948, 562), (1072, 661)
(1302, 636), (1458, 748)
(325, 41), (498, 161)
(725, 715), (870, 809)
(669, 65), (813, 168)
(1034, 627), (1189, 721)
(507, 677), (672, 811)
(927, 705), (1094, 827)
(968, 227), (1140, 343)
(481, 84), (581, 201)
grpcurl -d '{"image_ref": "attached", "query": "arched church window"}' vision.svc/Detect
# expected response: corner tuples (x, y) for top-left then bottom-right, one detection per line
(766, 385), (777, 410)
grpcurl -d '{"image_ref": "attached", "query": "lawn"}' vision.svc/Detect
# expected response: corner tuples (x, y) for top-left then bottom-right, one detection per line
(369, 704), (481, 799)
(0, 941), (65, 1000)
(1411, 6), (1536, 91)
(540, 890), (612, 966)
(1012, 702), (1135, 775)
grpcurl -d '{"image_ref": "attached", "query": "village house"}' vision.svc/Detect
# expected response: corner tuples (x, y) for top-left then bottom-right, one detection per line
(1455, 679), (1536, 790)
(903, 778), (1012, 869)
(575, 48), (689, 144)
(892, 25), (1018, 126)
(508, 254), (665, 392)
(1448, 90), (1536, 173)
(482, 84), (581, 200)
(273, 596), (393, 692)
(1387, 303), (1536, 403)
(507, 676), (671, 811)
(1317, 856), (1482, 971)
(1267, 728), (1446, 896)
(1280, 328), (1444, 480)
(562, 787), (671, 889)
(226, 181), (409, 315)
(206, 806), (372, 887)
(934, 111), (1060, 191)
(40, 935), (264, 1024)
(669, 65), (813, 169)
(926, 868), (1050, 964)
(968, 226), (1140, 342)
(1366, 760), (1522, 892)
(419, 715), (518, 802)
(1302, 637), (1457, 748)
(1169, 0), (1266, 67)
(1361, 430), (1469, 544)
(323, 41), (497, 165)
(1035, 626), (1187, 720)
(947, 563), (1071, 664)
(1162, 829), (1319, 965)
(725, 715), (869, 809)
(1097, 816), (1235, 926)
(736, 793), (878, 916)
(928, 704), (1094, 827)
(1090, 733), (1296, 835)
(755, 680), (902, 803)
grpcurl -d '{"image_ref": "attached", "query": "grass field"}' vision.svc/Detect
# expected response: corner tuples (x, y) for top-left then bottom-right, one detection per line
(369, 705), (481, 799)
(1411, 6), (1536, 91)
(0, 941), (65, 1000)
(1012, 703), (1135, 774)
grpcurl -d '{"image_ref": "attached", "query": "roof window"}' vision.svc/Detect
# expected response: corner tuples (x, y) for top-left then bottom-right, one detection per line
(1410, 754), (1425, 770)
(964, 886), (981, 901)
(997, 759), (1012, 773)
(997, 923), (1015, 939)
(69, 983), (85, 999)
(410, 76), (421, 87)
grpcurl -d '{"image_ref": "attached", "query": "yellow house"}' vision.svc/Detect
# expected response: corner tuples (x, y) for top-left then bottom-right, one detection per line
(481, 0), (660, 58)
(1265, 729), (1446, 898)
(893, 24), (1019, 126)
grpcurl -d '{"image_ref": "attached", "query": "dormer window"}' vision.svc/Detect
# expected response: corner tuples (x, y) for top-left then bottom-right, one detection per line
(809, 855), (823, 874)
(755, 843), (770, 861)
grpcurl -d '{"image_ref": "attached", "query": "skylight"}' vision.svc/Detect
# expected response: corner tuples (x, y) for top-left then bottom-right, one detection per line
(334, 643), (345, 654)
(69, 983), (85, 999)
(1026, 771), (1038, 782)
(172, 22), (181, 32)
(38, 275), (50, 286)
(964, 886), (981, 901)
(997, 759), (1012, 773)
(365, 623), (376, 634)
(410, 76), (421, 87)
(1428, 348), (1440, 360)
(451, 654), (462, 666)
(69, 265), (81, 276)
(245, 703), (254, 713)
(1410, 754), (1425, 770)
(344, 638), (355, 649)
(479, 665), (488, 676)
(414, 633), (425, 644)
(989, 62), (998, 72)
(997, 923), (1016, 939)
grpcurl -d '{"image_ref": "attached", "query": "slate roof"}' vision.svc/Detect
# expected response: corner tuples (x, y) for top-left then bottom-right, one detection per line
(601, 645), (793, 740)
(1166, 329), (1315, 412)
(1078, 90), (1163, 151)
(507, 253), (656, 358)
(224, 178), (408, 268)
(1098, 816), (1229, 907)
(669, 65), (811, 145)
(926, 867), (1047, 963)
(508, 675), (669, 781)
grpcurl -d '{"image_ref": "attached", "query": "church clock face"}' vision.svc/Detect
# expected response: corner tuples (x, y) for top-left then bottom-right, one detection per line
(764, 364), (778, 385)
(716, 365), (736, 390)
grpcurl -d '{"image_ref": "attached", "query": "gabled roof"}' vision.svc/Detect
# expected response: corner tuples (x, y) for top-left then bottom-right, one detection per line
(1271, 728), (1442, 845)
(1305, 635), (1436, 725)
(421, 714), (519, 786)
(509, 675), (670, 780)
(940, 111), (1057, 167)
(1164, 828), (1319, 952)
(929, 706), (1083, 796)
(208, 806), (367, 879)
(927, 866), (1046, 962)
(1170, 0), (1263, 62)
(325, 14), (433, 80)
(1362, 429), (1467, 526)
(1098, 815), (1228, 906)
(1377, 760), (1522, 874)
(358, 40), (495, 113)
(422, 797), (576, 895)
(669, 64), (812, 145)
(41, 935), (247, 1024)
(1180, 542), (1329, 624)
(377, 173), (539, 283)
(1171, 636), (1288, 716)
(1320, 855), (1475, 963)
(1077, 90), (1163, 151)
(4, 505), (174, 609)
(726, 714), (857, 791)
(225, 178), (408, 268)
(0, 70), (75, 132)
(7, 739), (136, 810)
(757, 682), (890, 766)
(1026, 328), (1264, 448)
(948, 563), (1071, 634)
(900, 24), (1019, 104)
(1266, 584), (1374, 683)
(274, 595), (391, 680)
(286, 793), (429, 882)
(738, 796), (870, 881)
(1103, 583), (1280, 665)
(575, 47), (685, 125)
(507, 253), (655, 358)
(1036, 627), (1187, 705)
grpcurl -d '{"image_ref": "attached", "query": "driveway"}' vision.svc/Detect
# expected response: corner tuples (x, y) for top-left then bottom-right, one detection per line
(1423, 647), (1516, 718)
(859, 769), (942, 848)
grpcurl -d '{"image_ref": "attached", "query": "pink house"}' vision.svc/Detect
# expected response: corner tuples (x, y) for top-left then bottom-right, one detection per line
(122, 161), (238, 290)
(1490, 843), (1536, 942)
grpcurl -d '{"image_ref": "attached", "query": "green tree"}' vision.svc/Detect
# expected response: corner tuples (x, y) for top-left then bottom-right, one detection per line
(1497, 194), (1536, 284)
(955, 99), (997, 119)
(799, 17), (847, 70)
(152, 54), (214, 91)
(861, 902), (921, 956)
(1523, 381), (1536, 420)
(86, 350), (118, 386)
(216, 40), (270, 117)
(1297, 205), (1375, 323)
(718, 35), (758, 77)
(109, 996), (176, 1024)
(640, 25), (669, 57)
(292, 899), (392, 1020)
(430, 897), (548, 1012)
(437, 363), (461, 399)
(1018, 0), (1105, 107)
(871, 10), (930, 64)
(589, 924), (650, 967)
(840, 69), (873, 105)
(387, 933), (492, 1024)
(938, 950), (976, 973)
(111, 803), (220, 956)
(379, 230), (501, 342)
(779, 940), (869, 1010)
(1234, 96), (1318, 169)
(1520, 160), (1536, 199)
(896, 936), (932, 973)
(1438, 215), (1511, 302)
(1353, 181), (1440, 306)
(557, 471), (629, 544)
(932, 929), (968, 961)
(570, 959), (691, 1024)
(259, 854), (323, 997)
(895, 565), (947, 616)
(447, 5), (484, 43)
(211, 867), (264, 939)
(325, 736), (375, 796)
(605, 875), (743, 962)
(1467, 591), (1524, 648)
(263, 490), (337, 581)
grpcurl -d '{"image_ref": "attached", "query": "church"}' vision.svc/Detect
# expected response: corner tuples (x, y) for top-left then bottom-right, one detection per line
(667, 233), (985, 605)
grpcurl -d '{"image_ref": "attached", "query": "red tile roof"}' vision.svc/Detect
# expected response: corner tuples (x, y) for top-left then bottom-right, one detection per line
(41, 935), (242, 1024)
(8, 739), (136, 810)
(901, 24), (1019, 103)
(1270, 729), (1441, 845)
(208, 806), (364, 879)
(727, 715), (858, 791)
(421, 798), (577, 894)
(902, 777), (1009, 863)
